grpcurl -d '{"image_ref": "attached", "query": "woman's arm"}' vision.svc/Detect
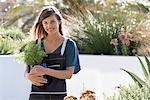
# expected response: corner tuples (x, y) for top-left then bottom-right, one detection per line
(45, 67), (75, 79)
(31, 65), (75, 79)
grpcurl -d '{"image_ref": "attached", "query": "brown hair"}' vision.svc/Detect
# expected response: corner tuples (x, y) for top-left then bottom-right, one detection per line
(31, 6), (63, 40)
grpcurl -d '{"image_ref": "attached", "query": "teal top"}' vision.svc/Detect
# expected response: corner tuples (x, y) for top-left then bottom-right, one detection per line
(41, 38), (81, 74)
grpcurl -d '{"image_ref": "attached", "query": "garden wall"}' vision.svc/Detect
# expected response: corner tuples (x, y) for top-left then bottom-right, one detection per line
(0, 55), (144, 100)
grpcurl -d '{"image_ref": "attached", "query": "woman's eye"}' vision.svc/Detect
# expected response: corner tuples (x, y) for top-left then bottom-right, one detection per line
(44, 22), (48, 24)
(42, 21), (48, 25)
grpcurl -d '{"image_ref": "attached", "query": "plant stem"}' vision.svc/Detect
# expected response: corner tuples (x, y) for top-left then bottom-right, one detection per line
(115, 45), (119, 55)
(122, 45), (128, 56)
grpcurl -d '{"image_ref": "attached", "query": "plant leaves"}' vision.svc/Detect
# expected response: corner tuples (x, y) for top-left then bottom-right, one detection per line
(16, 41), (47, 65)
(144, 56), (150, 75)
(137, 56), (149, 79)
(121, 68), (145, 88)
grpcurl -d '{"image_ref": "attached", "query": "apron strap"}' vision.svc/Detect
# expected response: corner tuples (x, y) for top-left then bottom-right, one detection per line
(61, 38), (68, 56)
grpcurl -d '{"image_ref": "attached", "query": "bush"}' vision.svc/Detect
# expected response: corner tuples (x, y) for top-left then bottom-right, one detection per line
(129, 18), (150, 56)
(121, 56), (150, 88)
(103, 80), (150, 100)
(0, 27), (27, 55)
(104, 56), (150, 100)
(70, 4), (145, 55)
(110, 32), (140, 56)
(0, 27), (26, 41)
(0, 38), (16, 55)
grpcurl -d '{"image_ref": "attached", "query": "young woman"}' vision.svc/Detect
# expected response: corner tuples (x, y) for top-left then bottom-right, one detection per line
(25, 6), (80, 100)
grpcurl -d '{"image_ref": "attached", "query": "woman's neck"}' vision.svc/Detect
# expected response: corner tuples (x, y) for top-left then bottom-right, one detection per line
(45, 33), (64, 43)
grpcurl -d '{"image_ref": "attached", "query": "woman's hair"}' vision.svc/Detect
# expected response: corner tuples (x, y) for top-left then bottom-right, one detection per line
(31, 6), (63, 40)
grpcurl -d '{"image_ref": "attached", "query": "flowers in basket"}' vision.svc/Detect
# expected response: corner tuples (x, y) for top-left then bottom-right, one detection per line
(16, 40), (47, 66)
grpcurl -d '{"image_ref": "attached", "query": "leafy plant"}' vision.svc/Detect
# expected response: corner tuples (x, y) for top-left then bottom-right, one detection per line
(72, 7), (125, 54)
(0, 27), (26, 41)
(0, 27), (27, 55)
(121, 56), (150, 88)
(0, 38), (16, 55)
(70, 4), (145, 55)
(16, 40), (47, 65)
(103, 80), (150, 100)
(104, 56), (150, 100)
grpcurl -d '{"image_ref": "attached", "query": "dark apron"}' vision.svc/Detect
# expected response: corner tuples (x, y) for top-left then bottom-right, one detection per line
(29, 39), (67, 100)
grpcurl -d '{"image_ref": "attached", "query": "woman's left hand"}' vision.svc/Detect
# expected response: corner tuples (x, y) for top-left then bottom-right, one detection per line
(30, 65), (47, 75)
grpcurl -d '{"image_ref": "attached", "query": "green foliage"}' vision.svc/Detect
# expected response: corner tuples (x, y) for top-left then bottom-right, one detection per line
(72, 8), (123, 54)
(71, 5), (145, 55)
(103, 80), (150, 100)
(104, 56), (150, 100)
(121, 56), (150, 88)
(0, 27), (27, 55)
(0, 27), (26, 41)
(0, 38), (15, 55)
(16, 41), (47, 65)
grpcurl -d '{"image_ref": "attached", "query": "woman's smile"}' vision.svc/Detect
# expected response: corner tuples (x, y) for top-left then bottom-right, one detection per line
(47, 28), (55, 32)
(42, 15), (60, 35)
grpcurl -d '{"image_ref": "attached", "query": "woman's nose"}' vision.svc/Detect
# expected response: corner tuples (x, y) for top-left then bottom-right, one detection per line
(47, 23), (52, 28)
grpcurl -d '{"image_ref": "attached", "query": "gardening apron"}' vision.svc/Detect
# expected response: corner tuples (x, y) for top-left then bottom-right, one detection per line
(29, 38), (68, 100)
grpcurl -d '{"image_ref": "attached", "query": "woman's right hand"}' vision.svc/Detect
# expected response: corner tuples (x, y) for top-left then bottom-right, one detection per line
(25, 73), (47, 86)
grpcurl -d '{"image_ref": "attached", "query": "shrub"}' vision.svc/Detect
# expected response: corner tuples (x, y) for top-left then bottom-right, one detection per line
(72, 8), (125, 54)
(110, 32), (140, 56)
(121, 56), (150, 88)
(129, 18), (150, 56)
(0, 27), (27, 55)
(0, 38), (16, 55)
(70, 4), (145, 55)
(104, 56), (150, 100)
(103, 80), (150, 100)
(0, 27), (26, 41)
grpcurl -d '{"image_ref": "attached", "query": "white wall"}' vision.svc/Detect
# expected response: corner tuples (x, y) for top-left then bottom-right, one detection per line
(0, 55), (146, 100)
(0, 55), (30, 100)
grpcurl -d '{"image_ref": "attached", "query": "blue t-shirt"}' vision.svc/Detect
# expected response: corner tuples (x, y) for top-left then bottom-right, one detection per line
(43, 38), (81, 74)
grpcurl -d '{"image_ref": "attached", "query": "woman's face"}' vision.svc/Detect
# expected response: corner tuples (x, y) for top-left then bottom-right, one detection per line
(42, 15), (60, 35)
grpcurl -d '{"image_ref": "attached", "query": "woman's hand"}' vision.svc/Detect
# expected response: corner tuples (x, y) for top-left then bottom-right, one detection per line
(25, 65), (47, 86)
(26, 73), (47, 86)
(31, 65), (47, 75)
(27, 73), (47, 86)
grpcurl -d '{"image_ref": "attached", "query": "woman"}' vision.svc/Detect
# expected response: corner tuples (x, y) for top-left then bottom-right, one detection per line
(25, 6), (80, 100)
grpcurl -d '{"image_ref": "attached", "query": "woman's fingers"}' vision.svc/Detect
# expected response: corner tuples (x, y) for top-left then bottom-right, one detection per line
(32, 81), (44, 86)
(36, 76), (47, 83)
(28, 73), (47, 86)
